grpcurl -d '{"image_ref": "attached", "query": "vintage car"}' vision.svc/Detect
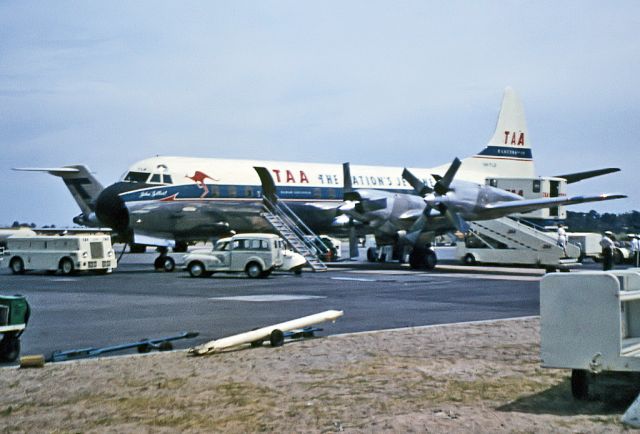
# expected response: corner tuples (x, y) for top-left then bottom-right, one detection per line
(183, 233), (305, 278)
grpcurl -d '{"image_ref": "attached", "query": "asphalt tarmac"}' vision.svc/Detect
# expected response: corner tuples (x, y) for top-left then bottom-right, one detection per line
(0, 247), (557, 362)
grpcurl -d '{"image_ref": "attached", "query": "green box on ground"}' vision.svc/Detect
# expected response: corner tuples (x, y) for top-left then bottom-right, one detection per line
(0, 295), (29, 325)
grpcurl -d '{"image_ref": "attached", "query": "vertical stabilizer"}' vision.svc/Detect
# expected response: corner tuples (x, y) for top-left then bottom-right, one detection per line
(443, 87), (536, 183)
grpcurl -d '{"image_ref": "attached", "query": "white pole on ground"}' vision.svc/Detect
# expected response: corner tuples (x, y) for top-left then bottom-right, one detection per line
(189, 310), (344, 356)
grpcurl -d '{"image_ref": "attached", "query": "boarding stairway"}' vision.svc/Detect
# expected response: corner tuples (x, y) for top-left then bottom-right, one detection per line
(261, 196), (328, 272)
(468, 217), (580, 263)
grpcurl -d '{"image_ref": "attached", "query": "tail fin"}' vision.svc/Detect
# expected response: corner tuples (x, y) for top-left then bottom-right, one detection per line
(454, 87), (536, 182)
(13, 165), (104, 216)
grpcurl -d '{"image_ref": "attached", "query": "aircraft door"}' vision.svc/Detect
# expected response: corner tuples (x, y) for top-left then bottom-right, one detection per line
(549, 180), (560, 217)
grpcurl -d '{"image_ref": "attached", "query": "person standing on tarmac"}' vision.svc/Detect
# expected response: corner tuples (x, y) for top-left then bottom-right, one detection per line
(631, 234), (640, 268)
(600, 230), (616, 271)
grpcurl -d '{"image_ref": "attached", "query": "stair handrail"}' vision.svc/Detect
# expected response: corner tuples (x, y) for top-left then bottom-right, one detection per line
(263, 196), (332, 255)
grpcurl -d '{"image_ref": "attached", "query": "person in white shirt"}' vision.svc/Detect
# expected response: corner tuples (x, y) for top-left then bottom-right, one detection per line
(600, 231), (615, 271)
(631, 234), (640, 268)
(557, 224), (568, 258)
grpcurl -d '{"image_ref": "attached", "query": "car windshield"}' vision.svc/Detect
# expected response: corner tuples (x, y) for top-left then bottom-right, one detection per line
(214, 241), (229, 251)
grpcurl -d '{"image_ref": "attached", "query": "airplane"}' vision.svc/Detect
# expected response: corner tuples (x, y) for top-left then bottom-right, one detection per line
(336, 158), (625, 269)
(13, 87), (623, 270)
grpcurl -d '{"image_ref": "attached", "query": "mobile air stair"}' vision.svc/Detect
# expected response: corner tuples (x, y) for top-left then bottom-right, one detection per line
(459, 217), (580, 269)
(261, 196), (328, 272)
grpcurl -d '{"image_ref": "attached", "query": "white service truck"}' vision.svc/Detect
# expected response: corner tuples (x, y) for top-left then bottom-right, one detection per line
(3, 231), (116, 275)
(541, 270), (640, 400)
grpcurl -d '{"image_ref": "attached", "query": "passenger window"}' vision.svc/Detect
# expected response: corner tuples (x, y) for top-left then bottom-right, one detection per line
(533, 180), (541, 193)
(210, 185), (220, 198)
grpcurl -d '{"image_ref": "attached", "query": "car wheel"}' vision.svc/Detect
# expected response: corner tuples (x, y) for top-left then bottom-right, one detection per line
(9, 257), (25, 275)
(188, 262), (206, 278)
(246, 262), (262, 278)
(463, 253), (476, 266)
(259, 270), (272, 278)
(59, 258), (74, 275)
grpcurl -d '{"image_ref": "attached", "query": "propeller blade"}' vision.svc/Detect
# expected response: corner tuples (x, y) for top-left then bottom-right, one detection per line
(433, 157), (461, 195)
(402, 168), (433, 196)
(342, 162), (353, 195)
(443, 209), (469, 233)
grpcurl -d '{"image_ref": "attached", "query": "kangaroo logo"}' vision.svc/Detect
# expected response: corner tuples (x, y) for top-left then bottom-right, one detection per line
(186, 171), (219, 198)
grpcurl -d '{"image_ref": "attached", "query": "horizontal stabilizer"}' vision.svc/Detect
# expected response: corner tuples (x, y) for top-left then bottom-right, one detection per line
(13, 167), (80, 175)
(484, 193), (627, 215)
(554, 168), (620, 184)
(13, 165), (103, 217)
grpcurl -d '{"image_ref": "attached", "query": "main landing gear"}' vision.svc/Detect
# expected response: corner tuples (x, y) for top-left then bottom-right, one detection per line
(409, 246), (437, 270)
(154, 247), (176, 272)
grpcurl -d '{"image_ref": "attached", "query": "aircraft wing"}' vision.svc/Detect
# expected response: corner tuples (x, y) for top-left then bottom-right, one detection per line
(484, 193), (627, 215)
(554, 168), (620, 184)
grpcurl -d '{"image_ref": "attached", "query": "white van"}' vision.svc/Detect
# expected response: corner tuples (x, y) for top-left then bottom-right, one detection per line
(3, 231), (117, 275)
(183, 233), (286, 278)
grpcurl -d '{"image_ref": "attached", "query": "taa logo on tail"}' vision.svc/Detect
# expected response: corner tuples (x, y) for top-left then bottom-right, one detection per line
(504, 131), (525, 146)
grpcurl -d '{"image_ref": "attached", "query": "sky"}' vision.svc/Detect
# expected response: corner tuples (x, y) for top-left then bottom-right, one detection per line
(1, 1), (639, 226)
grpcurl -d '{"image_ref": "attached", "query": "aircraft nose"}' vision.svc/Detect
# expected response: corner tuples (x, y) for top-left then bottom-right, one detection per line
(95, 182), (133, 233)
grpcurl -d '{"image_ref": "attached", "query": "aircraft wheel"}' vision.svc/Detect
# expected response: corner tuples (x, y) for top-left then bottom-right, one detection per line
(59, 258), (75, 275)
(269, 329), (284, 347)
(0, 334), (20, 363)
(154, 256), (163, 270)
(366, 247), (377, 262)
(571, 369), (591, 400)
(246, 262), (262, 278)
(188, 262), (206, 278)
(423, 250), (437, 270)
(162, 257), (176, 272)
(409, 249), (424, 269)
(9, 257), (25, 275)
(463, 253), (476, 266)
(613, 249), (623, 265)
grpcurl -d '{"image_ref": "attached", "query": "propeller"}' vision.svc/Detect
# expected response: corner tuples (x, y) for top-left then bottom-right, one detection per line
(402, 158), (468, 236)
(342, 162), (359, 259)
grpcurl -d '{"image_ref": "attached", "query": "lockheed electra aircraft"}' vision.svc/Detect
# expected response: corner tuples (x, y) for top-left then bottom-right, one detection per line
(15, 88), (623, 269)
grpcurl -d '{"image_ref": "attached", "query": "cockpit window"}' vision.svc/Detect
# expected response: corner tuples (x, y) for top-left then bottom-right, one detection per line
(124, 171), (150, 183)
(163, 174), (173, 184)
(150, 174), (161, 183)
